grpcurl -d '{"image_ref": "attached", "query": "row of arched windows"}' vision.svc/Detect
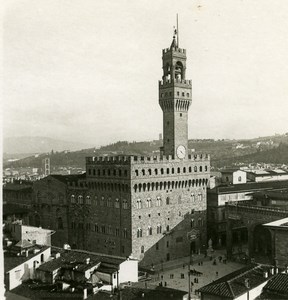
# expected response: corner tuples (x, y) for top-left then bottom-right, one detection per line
(87, 181), (129, 192)
(134, 165), (208, 177)
(71, 222), (129, 238)
(70, 194), (129, 209)
(88, 168), (128, 178)
(137, 225), (164, 238)
(191, 218), (204, 228)
(134, 178), (208, 193)
(160, 91), (190, 98)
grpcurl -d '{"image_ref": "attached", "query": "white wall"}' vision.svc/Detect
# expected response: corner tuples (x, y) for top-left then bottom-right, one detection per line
(235, 281), (268, 300)
(232, 171), (247, 184)
(218, 192), (252, 206)
(7, 247), (51, 290)
(119, 259), (138, 284)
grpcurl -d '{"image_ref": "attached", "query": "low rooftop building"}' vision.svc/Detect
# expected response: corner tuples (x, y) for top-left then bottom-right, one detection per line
(199, 264), (280, 300)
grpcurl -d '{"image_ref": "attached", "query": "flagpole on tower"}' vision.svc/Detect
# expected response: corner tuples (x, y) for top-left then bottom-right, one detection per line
(177, 13), (179, 47)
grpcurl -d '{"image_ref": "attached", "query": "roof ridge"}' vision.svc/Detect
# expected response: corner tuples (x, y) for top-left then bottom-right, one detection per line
(227, 281), (235, 297)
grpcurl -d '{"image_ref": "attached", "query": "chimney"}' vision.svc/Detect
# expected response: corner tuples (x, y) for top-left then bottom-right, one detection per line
(270, 267), (274, 275)
(275, 267), (278, 274)
(55, 252), (61, 259)
(263, 271), (268, 278)
(86, 258), (90, 265)
(83, 288), (87, 300)
(25, 250), (29, 257)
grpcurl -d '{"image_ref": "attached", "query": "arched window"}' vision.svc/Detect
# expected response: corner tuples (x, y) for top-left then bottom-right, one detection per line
(142, 169), (145, 176)
(198, 218), (202, 227)
(183, 167), (186, 173)
(123, 229), (128, 238)
(191, 219), (195, 228)
(205, 165), (208, 172)
(148, 169), (152, 175)
(147, 198), (152, 208)
(123, 199), (128, 209)
(156, 197), (162, 207)
(199, 166), (203, 172)
(177, 167), (180, 174)
(166, 197), (170, 205)
(166, 168), (170, 174)
(155, 169), (158, 175)
(78, 195), (83, 204)
(115, 198), (120, 208)
(137, 228), (142, 238)
(136, 199), (142, 209)
(135, 170), (139, 176)
(71, 195), (75, 204)
(148, 226), (152, 236)
(157, 225), (162, 234)
(161, 168), (164, 175)
(94, 196), (98, 205)
(141, 245), (145, 254)
(191, 193), (195, 202)
(172, 168), (175, 174)
(194, 166), (197, 172)
(198, 193), (203, 201)
(86, 195), (91, 205)
(40, 253), (44, 263)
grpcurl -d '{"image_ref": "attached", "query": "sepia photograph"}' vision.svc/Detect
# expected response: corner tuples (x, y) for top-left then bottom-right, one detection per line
(2, 0), (288, 299)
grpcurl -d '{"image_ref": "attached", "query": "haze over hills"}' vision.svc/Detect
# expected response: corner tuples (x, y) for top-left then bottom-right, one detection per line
(3, 133), (288, 170)
(3, 136), (94, 155)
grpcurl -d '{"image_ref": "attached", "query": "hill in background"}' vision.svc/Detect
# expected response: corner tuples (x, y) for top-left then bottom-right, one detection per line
(3, 133), (288, 170)
(4, 136), (94, 155)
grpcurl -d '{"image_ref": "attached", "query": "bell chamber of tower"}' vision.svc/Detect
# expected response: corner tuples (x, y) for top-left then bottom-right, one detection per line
(159, 36), (192, 159)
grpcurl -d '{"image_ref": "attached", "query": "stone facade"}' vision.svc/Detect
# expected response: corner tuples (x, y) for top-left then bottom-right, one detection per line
(85, 154), (210, 265)
(22, 33), (211, 266)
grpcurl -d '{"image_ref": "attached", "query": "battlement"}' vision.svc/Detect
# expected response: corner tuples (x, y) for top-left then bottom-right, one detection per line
(159, 79), (192, 87)
(86, 153), (210, 165)
(163, 47), (186, 54)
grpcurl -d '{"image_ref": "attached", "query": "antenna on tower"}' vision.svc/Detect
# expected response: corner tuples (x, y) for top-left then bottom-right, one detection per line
(177, 13), (179, 47)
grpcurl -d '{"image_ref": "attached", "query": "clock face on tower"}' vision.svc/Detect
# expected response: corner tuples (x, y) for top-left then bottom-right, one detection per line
(176, 145), (186, 159)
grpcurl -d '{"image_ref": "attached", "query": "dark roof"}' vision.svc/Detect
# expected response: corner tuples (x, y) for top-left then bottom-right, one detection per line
(263, 273), (288, 295)
(38, 247), (126, 273)
(3, 204), (30, 216)
(209, 180), (288, 195)
(3, 183), (33, 192)
(9, 284), (186, 300)
(199, 264), (275, 298)
(4, 245), (50, 272)
(221, 168), (242, 174)
(253, 191), (288, 201)
(49, 174), (86, 184)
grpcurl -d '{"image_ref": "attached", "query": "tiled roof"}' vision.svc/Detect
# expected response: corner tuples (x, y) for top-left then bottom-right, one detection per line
(10, 283), (186, 300)
(199, 264), (275, 298)
(209, 180), (288, 194)
(38, 247), (126, 273)
(50, 174), (86, 184)
(15, 239), (33, 248)
(3, 184), (33, 191)
(4, 245), (50, 272)
(263, 273), (288, 295)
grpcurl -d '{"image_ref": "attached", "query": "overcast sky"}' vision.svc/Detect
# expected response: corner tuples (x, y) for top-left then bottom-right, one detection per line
(3, 0), (288, 147)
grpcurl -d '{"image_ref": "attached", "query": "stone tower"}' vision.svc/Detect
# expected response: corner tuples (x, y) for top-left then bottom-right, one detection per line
(159, 33), (192, 159)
